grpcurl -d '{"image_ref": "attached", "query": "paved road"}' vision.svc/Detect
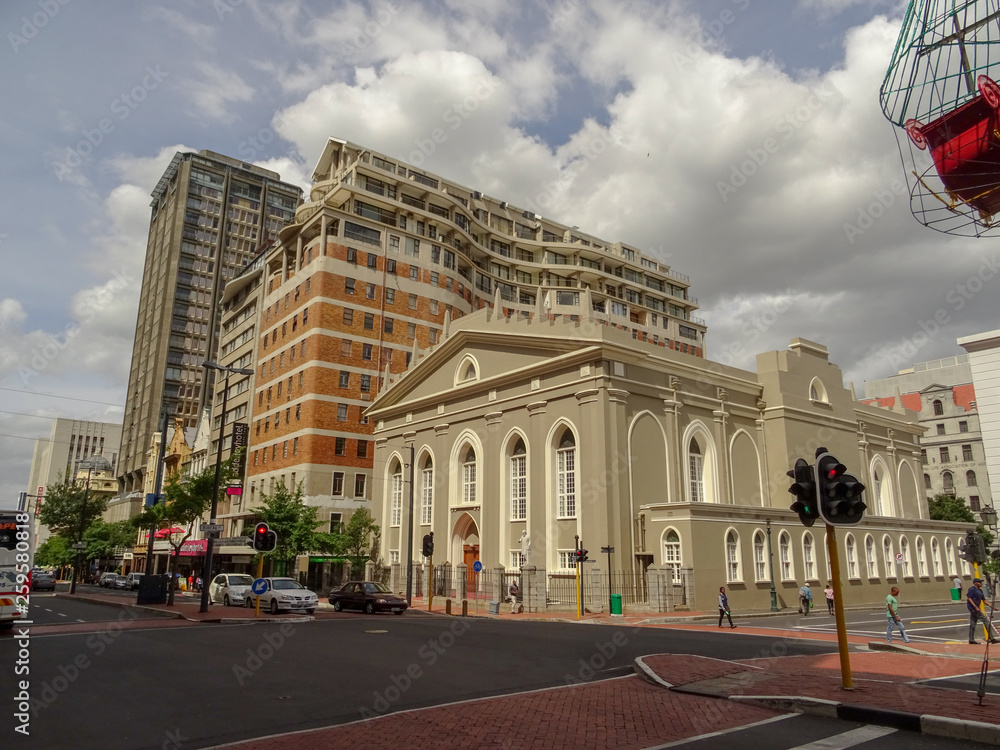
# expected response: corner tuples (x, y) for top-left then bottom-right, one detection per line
(1, 613), (837, 750)
(20, 594), (173, 626)
(735, 601), (994, 644)
(667, 713), (998, 749)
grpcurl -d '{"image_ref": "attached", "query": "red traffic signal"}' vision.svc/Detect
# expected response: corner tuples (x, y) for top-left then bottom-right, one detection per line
(814, 449), (866, 525)
(252, 522), (277, 552)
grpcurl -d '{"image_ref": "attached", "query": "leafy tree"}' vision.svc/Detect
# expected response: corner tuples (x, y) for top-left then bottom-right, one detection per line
(38, 473), (109, 540)
(132, 452), (241, 604)
(927, 494), (995, 549)
(337, 508), (381, 576)
(35, 535), (74, 568)
(84, 520), (136, 569)
(255, 481), (338, 576)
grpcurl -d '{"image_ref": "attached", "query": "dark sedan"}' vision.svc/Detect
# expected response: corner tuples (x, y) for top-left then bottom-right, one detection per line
(329, 581), (408, 615)
(31, 572), (56, 591)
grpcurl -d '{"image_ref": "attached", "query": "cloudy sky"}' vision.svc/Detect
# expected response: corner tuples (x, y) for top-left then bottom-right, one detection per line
(2, 0), (997, 503)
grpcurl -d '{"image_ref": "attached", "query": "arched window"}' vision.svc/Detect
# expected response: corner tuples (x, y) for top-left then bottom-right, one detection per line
(845, 534), (858, 578)
(420, 456), (433, 525)
(390, 462), (403, 527)
(556, 429), (576, 518)
(872, 469), (883, 515)
(688, 439), (704, 503)
(931, 537), (943, 576)
(960, 537), (971, 575)
(753, 531), (767, 581)
(883, 536), (895, 578)
(726, 530), (741, 582)
(900, 537), (912, 577)
(663, 530), (681, 583)
(809, 377), (828, 402)
(943, 471), (954, 491)
(967, 470), (978, 487)
(464, 363), (476, 381)
(779, 531), (793, 580)
(933, 399), (944, 416)
(924, 474), (932, 490)
(865, 534), (878, 578)
(462, 446), (477, 504)
(945, 537), (957, 576)
(509, 438), (527, 521)
(803, 532), (816, 580)
(916, 537), (927, 577)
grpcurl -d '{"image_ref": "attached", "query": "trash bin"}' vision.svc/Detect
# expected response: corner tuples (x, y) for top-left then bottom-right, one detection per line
(610, 593), (623, 615)
(137, 574), (168, 605)
(951, 587), (961, 601)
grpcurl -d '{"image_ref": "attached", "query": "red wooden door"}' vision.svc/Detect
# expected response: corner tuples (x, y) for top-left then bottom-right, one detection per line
(463, 544), (479, 590)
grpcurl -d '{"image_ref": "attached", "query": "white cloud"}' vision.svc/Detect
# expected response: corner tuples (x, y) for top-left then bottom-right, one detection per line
(183, 64), (255, 122)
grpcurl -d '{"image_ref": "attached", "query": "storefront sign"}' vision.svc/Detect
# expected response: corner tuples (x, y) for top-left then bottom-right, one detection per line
(179, 539), (208, 556)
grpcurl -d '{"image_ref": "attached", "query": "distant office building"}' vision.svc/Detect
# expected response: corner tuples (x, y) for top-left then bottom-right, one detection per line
(117, 150), (301, 495)
(863, 355), (992, 512)
(959, 330), (1000, 508)
(26, 418), (122, 545)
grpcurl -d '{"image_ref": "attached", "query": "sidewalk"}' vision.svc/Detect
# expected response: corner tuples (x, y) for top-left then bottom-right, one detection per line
(56, 591), (316, 624)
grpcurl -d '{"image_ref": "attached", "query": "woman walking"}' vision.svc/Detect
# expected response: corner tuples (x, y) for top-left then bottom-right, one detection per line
(718, 586), (736, 628)
(824, 583), (835, 615)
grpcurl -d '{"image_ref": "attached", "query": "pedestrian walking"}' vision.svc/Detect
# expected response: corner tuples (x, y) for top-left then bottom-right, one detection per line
(508, 579), (520, 614)
(886, 586), (911, 643)
(966, 578), (999, 645)
(799, 582), (813, 615)
(953, 575), (962, 591)
(824, 583), (835, 616)
(718, 586), (736, 628)
(196, 576), (203, 592)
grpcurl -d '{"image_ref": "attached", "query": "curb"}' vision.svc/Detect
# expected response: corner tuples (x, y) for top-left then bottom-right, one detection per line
(633, 656), (674, 689)
(57, 593), (187, 620)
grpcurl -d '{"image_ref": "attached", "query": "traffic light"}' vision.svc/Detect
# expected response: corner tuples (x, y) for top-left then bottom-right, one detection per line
(960, 533), (974, 563)
(422, 532), (434, 558)
(574, 548), (589, 564)
(252, 522), (277, 552)
(787, 458), (818, 527)
(970, 532), (987, 564)
(814, 450), (866, 525)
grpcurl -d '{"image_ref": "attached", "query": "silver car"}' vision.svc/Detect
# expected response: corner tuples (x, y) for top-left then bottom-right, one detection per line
(244, 577), (318, 614)
(209, 573), (255, 606)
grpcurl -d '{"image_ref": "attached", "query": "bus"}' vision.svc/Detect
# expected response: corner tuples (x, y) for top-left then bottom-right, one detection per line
(0, 510), (31, 630)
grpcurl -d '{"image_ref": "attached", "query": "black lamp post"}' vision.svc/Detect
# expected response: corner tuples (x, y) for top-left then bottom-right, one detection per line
(766, 519), (777, 612)
(199, 361), (254, 613)
(70, 455), (113, 594)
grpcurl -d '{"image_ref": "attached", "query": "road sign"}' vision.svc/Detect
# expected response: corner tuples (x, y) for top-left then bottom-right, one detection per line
(225, 486), (243, 496)
(472, 560), (482, 573)
(251, 578), (269, 596)
(201, 523), (223, 533)
(895, 552), (904, 564)
(601, 546), (615, 554)
(71, 542), (86, 550)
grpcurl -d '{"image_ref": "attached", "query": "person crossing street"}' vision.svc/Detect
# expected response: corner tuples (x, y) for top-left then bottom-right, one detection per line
(967, 578), (999, 645)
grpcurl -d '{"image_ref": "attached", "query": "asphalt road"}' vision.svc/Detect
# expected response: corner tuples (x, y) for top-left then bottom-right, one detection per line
(672, 713), (999, 750)
(0, 613), (837, 750)
(20, 594), (174, 626)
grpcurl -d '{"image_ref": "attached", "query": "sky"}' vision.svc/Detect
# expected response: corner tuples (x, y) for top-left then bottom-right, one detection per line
(2, 0), (998, 505)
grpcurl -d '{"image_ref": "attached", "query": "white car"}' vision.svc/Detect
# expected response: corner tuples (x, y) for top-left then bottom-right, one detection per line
(209, 573), (255, 606)
(244, 577), (318, 614)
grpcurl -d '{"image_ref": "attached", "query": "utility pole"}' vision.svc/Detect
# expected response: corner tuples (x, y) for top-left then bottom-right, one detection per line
(405, 443), (415, 605)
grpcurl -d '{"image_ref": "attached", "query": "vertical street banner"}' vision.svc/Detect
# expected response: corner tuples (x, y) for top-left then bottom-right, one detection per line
(232, 422), (249, 474)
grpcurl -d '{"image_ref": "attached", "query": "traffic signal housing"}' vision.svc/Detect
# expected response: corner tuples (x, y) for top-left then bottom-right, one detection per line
(814, 450), (867, 525)
(252, 522), (277, 552)
(966, 531), (987, 564)
(574, 548), (589, 564)
(422, 532), (434, 558)
(787, 458), (818, 527)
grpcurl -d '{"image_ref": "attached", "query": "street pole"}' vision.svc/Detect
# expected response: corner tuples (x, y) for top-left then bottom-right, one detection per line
(70, 465), (93, 595)
(405, 444), (414, 606)
(199, 368), (229, 613)
(826, 525), (853, 690)
(575, 534), (581, 620)
(602, 545), (614, 612)
(766, 519), (777, 612)
(142, 408), (170, 581)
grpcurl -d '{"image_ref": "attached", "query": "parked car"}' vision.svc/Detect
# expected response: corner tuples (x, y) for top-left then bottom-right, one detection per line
(209, 573), (254, 606)
(125, 572), (144, 590)
(31, 572), (56, 591)
(329, 581), (408, 615)
(243, 577), (318, 614)
(99, 572), (118, 588)
(114, 575), (129, 590)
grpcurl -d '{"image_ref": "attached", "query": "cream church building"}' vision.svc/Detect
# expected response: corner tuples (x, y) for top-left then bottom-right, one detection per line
(369, 303), (974, 614)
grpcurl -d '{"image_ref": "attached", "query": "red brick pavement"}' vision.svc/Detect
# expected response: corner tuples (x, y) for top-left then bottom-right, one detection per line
(211, 676), (780, 750)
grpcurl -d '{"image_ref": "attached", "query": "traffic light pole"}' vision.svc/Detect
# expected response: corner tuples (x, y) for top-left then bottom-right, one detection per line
(826, 525), (853, 690)
(254, 554), (263, 618)
(405, 444), (414, 606)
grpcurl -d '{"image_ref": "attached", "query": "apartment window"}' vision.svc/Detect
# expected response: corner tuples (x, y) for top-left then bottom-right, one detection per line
(337, 404), (348, 421)
(407, 322), (416, 339)
(295, 404), (300, 420)
(293, 437), (298, 456)
(429, 329), (439, 344)
(357, 440), (368, 458)
(345, 278), (355, 294)
(343, 309), (354, 325)
(388, 236), (399, 253)
(940, 447), (950, 463)
(967, 470), (978, 486)
(430, 300), (439, 314)
(936, 424), (945, 436)
(362, 344), (373, 360)
(387, 259), (396, 274)
(329, 512), (343, 533)
(355, 473), (367, 498)
(943, 471), (954, 491)
(933, 399), (944, 415)
(385, 289), (395, 304)
(408, 293), (418, 310)
(341, 340), (352, 357)
(921, 449), (927, 464)
(924, 473), (931, 489)
(364, 312), (375, 330)
(971, 495), (982, 511)
(335, 437), (346, 456)
(959, 420), (969, 433)
(332, 472), (345, 495)
(366, 283), (376, 299)
(347, 247), (357, 263)
(963, 444), (974, 462)
(360, 374), (371, 392)
(431, 271), (439, 285)
(384, 318), (394, 334)
(339, 370), (350, 388)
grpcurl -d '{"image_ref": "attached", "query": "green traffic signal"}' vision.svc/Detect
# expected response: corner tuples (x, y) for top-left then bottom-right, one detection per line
(787, 458), (818, 527)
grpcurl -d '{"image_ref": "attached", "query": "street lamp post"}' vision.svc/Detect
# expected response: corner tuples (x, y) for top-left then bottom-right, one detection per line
(70, 455), (113, 594)
(766, 519), (777, 612)
(199, 361), (254, 614)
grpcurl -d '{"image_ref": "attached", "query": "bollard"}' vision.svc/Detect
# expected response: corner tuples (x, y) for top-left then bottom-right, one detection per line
(445, 599), (452, 615)
(462, 599), (468, 617)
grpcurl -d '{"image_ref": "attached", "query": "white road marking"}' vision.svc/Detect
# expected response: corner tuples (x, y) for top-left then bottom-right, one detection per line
(642, 713), (797, 748)
(57, 613), (67, 617)
(788, 725), (897, 749)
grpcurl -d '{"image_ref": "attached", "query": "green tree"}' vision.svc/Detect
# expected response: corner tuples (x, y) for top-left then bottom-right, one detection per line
(337, 508), (381, 576)
(132, 452), (241, 604)
(927, 494), (995, 548)
(35, 535), (74, 568)
(255, 481), (338, 576)
(84, 520), (136, 570)
(38, 473), (109, 540)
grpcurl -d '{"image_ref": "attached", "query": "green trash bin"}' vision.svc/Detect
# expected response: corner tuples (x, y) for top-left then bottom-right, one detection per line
(610, 593), (623, 615)
(951, 587), (961, 601)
